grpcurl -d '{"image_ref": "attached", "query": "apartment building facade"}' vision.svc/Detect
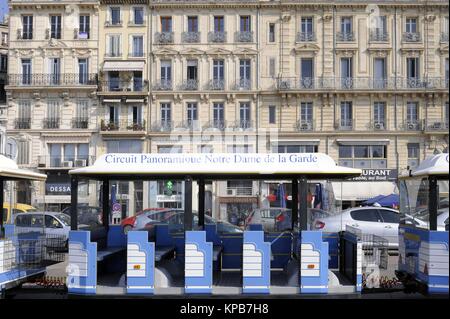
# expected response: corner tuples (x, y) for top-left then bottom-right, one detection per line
(1, 20), (8, 156)
(6, 0), (449, 217)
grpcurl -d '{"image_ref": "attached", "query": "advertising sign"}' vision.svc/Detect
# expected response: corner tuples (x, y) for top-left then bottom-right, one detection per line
(352, 169), (398, 182)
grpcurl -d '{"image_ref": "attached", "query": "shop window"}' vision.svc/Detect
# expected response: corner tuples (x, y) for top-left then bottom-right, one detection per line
(338, 145), (387, 168)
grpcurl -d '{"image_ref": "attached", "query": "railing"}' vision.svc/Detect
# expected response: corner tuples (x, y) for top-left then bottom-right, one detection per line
(175, 120), (202, 131)
(99, 80), (148, 92)
(228, 120), (254, 130)
(403, 120), (422, 131)
(403, 32), (421, 42)
(369, 30), (389, 42)
(14, 118), (31, 129)
(295, 120), (314, 131)
(100, 120), (146, 132)
(208, 79), (225, 90)
(424, 120), (449, 132)
(226, 187), (253, 196)
(372, 121), (387, 131)
(37, 156), (95, 169)
(153, 79), (173, 91)
(73, 28), (90, 40)
(203, 120), (227, 131)
(337, 32), (354, 41)
(208, 31), (227, 43)
(180, 79), (198, 91)
(155, 32), (174, 44)
(297, 32), (316, 42)
(43, 118), (60, 129)
(234, 78), (251, 90)
(72, 118), (89, 129)
(182, 32), (201, 43)
(8, 74), (97, 86)
(105, 20), (123, 27)
(235, 31), (253, 42)
(441, 32), (449, 43)
(151, 120), (173, 132)
(336, 119), (353, 130)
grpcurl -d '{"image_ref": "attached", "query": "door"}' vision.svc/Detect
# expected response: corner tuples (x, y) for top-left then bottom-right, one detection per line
(374, 58), (386, 88)
(49, 58), (60, 85)
(340, 58), (353, 88)
(160, 60), (172, 87)
(378, 209), (400, 247)
(301, 58), (313, 88)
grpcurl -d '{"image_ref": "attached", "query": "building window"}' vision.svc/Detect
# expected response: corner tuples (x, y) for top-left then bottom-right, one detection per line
(407, 143), (420, 169)
(1, 32), (8, 45)
(373, 58), (387, 88)
(239, 102), (251, 128)
(108, 104), (119, 124)
(373, 102), (386, 128)
(213, 102), (225, 128)
(132, 35), (144, 57)
(110, 7), (121, 25)
(406, 18), (417, 33)
(240, 16), (251, 32)
(269, 105), (276, 124)
(79, 15), (90, 39)
(269, 58), (276, 78)
(445, 102), (449, 126)
(17, 140), (30, 165)
(161, 103), (171, 125)
(17, 100), (31, 129)
(1, 54), (7, 72)
(186, 60), (198, 83)
(50, 15), (62, 39)
(107, 140), (143, 153)
(161, 17), (172, 32)
(406, 102), (419, 123)
(269, 23), (275, 42)
(239, 59), (251, 89)
(22, 15), (33, 39)
(187, 103), (198, 122)
(76, 100), (89, 120)
(21, 59), (32, 85)
(108, 35), (121, 57)
(340, 101), (353, 128)
(406, 57), (420, 87)
(274, 145), (318, 153)
(340, 17), (353, 40)
(160, 60), (172, 86)
(213, 60), (224, 80)
(48, 58), (61, 85)
(188, 16), (198, 32)
(300, 102), (313, 124)
(300, 58), (314, 88)
(133, 7), (144, 25)
(214, 16), (224, 32)
(339, 145), (387, 168)
(78, 58), (88, 84)
(46, 100), (60, 128)
(340, 57), (353, 88)
(300, 17), (314, 41)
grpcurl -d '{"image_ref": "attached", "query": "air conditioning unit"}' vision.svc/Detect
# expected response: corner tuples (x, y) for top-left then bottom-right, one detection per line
(432, 122), (442, 129)
(374, 122), (384, 130)
(279, 80), (291, 90)
(407, 123), (416, 130)
(300, 122), (312, 130)
(227, 189), (237, 196)
(62, 161), (73, 168)
(74, 159), (87, 167)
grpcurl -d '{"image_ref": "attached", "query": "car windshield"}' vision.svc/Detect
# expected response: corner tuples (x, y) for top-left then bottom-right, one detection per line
(56, 214), (70, 226)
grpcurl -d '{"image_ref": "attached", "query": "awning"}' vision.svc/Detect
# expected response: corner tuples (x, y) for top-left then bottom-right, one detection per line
(332, 181), (397, 201)
(0, 155), (47, 181)
(126, 99), (145, 103)
(103, 99), (121, 103)
(103, 61), (145, 72)
(336, 139), (390, 146)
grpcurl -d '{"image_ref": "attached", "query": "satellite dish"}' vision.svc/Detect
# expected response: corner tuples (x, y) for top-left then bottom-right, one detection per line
(5, 137), (18, 161)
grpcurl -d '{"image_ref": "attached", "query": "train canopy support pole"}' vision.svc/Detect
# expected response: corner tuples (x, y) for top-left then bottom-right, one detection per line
(299, 176), (308, 231)
(292, 178), (298, 230)
(429, 176), (438, 231)
(0, 179), (4, 237)
(185, 176), (193, 231)
(70, 176), (79, 230)
(102, 179), (110, 231)
(198, 179), (205, 230)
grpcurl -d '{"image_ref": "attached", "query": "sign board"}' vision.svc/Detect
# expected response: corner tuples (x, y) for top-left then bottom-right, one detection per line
(352, 169), (398, 182)
(156, 195), (182, 202)
(218, 197), (258, 204)
(46, 183), (71, 194)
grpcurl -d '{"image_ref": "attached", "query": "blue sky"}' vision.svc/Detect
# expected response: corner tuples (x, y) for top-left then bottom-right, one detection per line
(0, 0), (7, 23)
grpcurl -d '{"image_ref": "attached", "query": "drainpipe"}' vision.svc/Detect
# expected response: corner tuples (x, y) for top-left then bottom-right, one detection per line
(394, 7), (399, 174)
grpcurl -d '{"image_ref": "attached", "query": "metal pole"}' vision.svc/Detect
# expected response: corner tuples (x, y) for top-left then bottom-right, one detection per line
(299, 176), (308, 231)
(198, 179), (205, 229)
(184, 176), (193, 231)
(429, 176), (438, 231)
(0, 179), (4, 237)
(70, 176), (78, 231)
(291, 178), (298, 229)
(102, 179), (110, 232)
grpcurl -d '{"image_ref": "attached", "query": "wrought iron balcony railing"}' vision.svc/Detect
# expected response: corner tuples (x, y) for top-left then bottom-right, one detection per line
(14, 118), (31, 129)
(174, 120), (202, 131)
(100, 119), (146, 131)
(372, 121), (387, 131)
(235, 78), (251, 90)
(151, 120), (173, 132)
(336, 119), (353, 130)
(72, 118), (89, 129)
(43, 118), (60, 129)
(369, 30), (389, 42)
(99, 80), (148, 92)
(203, 120), (227, 131)
(337, 32), (355, 41)
(153, 80), (173, 91)
(424, 120), (449, 132)
(403, 32), (421, 42)
(8, 73), (98, 86)
(297, 32), (316, 42)
(38, 155), (95, 169)
(182, 32), (201, 43)
(155, 32), (174, 44)
(208, 31), (227, 43)
(295, 120), (314, 131)
(229, 120), (254, 130)
(235, 31), (253, 42)
(180, 79), (198, 91)
(208, 79), (225, 90)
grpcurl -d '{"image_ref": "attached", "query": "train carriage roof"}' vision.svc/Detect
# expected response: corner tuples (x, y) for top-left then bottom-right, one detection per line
(0, 155), (47, 181)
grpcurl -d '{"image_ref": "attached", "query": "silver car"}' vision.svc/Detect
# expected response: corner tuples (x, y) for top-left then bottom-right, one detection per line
(13, 211), (72, 241)
(245, 208), (292, 232)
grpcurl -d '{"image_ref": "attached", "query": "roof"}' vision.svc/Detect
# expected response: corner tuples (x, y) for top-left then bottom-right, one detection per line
(0, 155), (47, 181)
(402, 153), (449, 178)
(69, 153), (362, 180)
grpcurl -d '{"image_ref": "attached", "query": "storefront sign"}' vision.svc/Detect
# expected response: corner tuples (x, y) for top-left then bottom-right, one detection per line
(46, 183), (71, 194)
(156, 195), (182, 202)
(352, 169), (398, 182)
(219, 197), (258, 204)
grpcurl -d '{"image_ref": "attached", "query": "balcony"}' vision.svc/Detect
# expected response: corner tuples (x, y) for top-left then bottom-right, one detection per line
(424, 120), (449, 132)
(174, 120), (202, 131)
(297, 32), (316, 42)
(369, 30), (389, 42)
(225, 187), (253, 196)
(7, 74), (98, 87)
(180, 79), (198, 91)
(43, 118), (60, 129)
(208, 79), (225, 90)
(403, 120), (422, 131)
(295, 120), (314, 132)
(228, 120), (254, 131)
(100, 120), (146, 132)
(337, 32), (355, 41)
(99, 80), (148, 93)
(234, 78), (251, 90)
(153, 80), (173, 91)
(14, 118), (31, 129)
(182, 32), (201, 43)
(371, 121), (387, 131)
(72, 118), (89, 129)
(155, 32), (174, 44)
(235, 31), (253, 43)
(208, 31), (227, 43)
(403, 32), (421, 42)
(151, 120), (173, 132)
(105, 20), (123, 27)
(441, 32), (449, 43)
(335, 119), (353, 131)
(203, 120), (227, 131)
(37, 156), (95, 169)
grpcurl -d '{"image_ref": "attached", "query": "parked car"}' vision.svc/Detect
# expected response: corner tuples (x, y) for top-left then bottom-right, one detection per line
(61, 205), (102, 229)
(121, 208), (177, 234)
(2, 202), (37, 224)
(275, 208), (333, 231)
(245, 208), (292, 231)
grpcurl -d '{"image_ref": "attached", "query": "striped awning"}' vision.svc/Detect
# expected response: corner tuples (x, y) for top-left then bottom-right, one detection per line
(103, 61), (145, 71)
